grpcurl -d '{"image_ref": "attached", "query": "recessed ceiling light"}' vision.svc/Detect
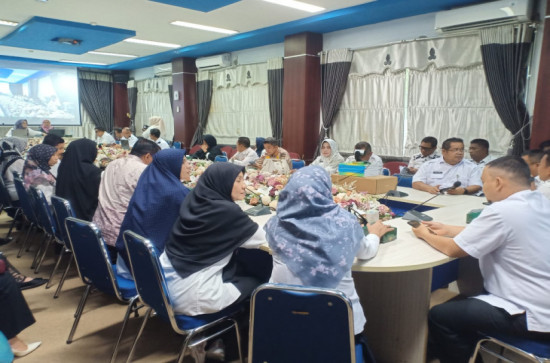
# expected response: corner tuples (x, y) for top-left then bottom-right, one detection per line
(60, 60), (107, 66)
(88, 51), (137, 58)
(171, 21), (238, 35)
(0, 20), (19, 27)
(262, 0), (324, 13)
(123, 38), (180, 48)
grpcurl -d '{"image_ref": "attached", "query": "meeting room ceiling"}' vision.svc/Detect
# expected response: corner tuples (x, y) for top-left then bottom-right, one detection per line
(0, 0), (492, 70)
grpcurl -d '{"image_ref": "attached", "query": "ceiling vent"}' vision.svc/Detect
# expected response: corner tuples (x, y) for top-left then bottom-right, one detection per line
(195, 53), (231, 70)
(435, 0), (532, 33)
(52, 37), (81, 45)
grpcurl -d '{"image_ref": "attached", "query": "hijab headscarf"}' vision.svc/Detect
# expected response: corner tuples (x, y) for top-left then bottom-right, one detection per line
(0, 137), (27, 176)
(41, 120), (53, 133)
(203, 134), (217, 149)
(256, 137), (265, 157)
(22, 144), (57, 189)
(165, 162), (258, 279)
(265, 165), (364, 288)
(14, 119), (27, 129)
(318, 138), (344, 172)
(56, 139), (102, 221)
(116, 149), (190, 262)
(148, 116), (166, 135)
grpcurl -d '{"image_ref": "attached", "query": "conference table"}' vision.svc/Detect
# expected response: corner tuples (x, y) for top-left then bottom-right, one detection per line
(245, 186), (486, 363)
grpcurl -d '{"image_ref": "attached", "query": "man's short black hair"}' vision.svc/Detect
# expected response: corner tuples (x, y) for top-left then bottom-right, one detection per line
(539, 139), (550, 151)
(543, 150), (550, 167)
(442, 137), (464, 150)
(264, 137), (279, 147)
(237, 137), (250, 148)
(470, 138), (490, 151)
(43, 134), (65, 147)
(354, 141), (372, 153)
(486, 156), (531, 187)
(522, 149), (544, 163)
(114, 127), (122, 133)
(130, 137), (161, 157)
(150, 128), (161, 138)
(421, 137), (438, 148)
(95, 126), (106, 132)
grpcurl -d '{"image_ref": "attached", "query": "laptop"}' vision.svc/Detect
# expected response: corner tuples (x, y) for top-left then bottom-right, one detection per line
(11, 129), (28, 138)
(120, 139), (130, 150)
(49, 129), (65, 137)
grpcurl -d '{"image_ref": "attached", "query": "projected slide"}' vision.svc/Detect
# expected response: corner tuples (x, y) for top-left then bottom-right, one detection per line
(0, 60), (80, 126)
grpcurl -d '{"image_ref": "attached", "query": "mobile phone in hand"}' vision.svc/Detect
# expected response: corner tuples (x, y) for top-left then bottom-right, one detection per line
(407, 220), (421, 228)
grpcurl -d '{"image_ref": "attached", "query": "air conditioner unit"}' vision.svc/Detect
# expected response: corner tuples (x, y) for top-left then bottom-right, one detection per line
(195, 53), (231, 70)
(153, 63), (172, 76)
(435, 0), (532, 33)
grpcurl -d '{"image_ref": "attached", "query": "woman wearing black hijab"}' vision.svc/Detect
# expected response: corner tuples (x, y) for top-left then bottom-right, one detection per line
(191, 134), (224, 161)
(56, 139), (102, 221)
(161, 162), (269, 315)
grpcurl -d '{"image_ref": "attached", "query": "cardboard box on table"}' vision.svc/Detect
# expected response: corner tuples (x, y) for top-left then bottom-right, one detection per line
(331, 174), (398, 195)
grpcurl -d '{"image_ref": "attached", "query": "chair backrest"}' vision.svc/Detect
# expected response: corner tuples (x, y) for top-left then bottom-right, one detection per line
(51, 196), (76, 248)
(65, 217), (123, 299)
(172, 141), (182, 149)
(29, 187), (57, 238)
(123, 230), (178, 328)
(0, 177), (13, 208)
(13, 176), (38, 225)
(382, 167), (390, 176)
(383, 161), (408, 175)
(221, 146), (235, 158)
(249, 283), (356, 363)
(189, 145), (201, 155)
(291, 160), (305, 169)
(214, 155), (228, 162)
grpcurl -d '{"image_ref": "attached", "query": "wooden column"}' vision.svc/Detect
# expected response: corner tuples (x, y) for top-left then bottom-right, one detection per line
(113, 71), (130, 129)
(172, 57), (198, 148)
(282, 32), (322, 162)
(531, 0), (550, 148)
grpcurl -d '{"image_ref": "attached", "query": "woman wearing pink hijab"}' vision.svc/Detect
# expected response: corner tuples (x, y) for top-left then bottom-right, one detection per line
(40, 120), (54, 134)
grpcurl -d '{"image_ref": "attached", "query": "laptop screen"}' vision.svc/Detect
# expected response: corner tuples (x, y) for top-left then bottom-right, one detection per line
(48, 129), (65, 137)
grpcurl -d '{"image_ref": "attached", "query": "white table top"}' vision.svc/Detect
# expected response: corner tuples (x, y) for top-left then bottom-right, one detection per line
(242, 187), (486, 273)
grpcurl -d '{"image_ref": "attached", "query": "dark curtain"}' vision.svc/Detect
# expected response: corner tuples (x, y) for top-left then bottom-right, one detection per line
(480, 24), (533, 156)
(190, 79), (213, 146)
(267, 58), (284, 142)
(79, 71), (113, 131)
(127, 82), (138, 132)
(314, 49), (353, 157)
(168, 84), (174, 113)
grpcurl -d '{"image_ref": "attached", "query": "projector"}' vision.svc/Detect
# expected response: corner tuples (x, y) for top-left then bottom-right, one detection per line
(52, 37), (81, 46)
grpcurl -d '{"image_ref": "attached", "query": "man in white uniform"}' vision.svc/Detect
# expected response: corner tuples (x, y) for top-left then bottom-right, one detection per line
(230, 137), (258, 166)
(413, 137), (482, 195)
(411, 156), (550, 363)
(469, 138), (495, 169)
(95, 126), (116, 145)
(405, 136), (439, 174)
(149, 128), (170, 150)
(344, 141), (383, 176)
(121, 127), (139, 148)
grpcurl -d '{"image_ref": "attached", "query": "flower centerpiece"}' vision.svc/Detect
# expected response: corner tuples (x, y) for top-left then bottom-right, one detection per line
(331, 182), (394, 221)
(183, 159), (213, 188)
(95, 146), (129, 168)
(244, 170), (288, 210)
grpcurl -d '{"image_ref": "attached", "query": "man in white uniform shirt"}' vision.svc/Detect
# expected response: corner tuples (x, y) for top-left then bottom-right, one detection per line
(411, 156), (550, 363)
(469, 138), (495, 169)
(536, 150), (550, 199)
(149, 128), (170, 150)
(121, 127), (139, 148)
(230, 136), (258, 166)
(413, 137), (482, 195)
(405, 136), (439, 174)
(344, 141), (383, 176)
(95, 126), (116, 145)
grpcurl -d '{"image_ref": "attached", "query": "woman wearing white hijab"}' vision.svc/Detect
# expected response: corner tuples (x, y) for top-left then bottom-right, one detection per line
(142, 116), (166, 140)
(311, 138), (344, 174)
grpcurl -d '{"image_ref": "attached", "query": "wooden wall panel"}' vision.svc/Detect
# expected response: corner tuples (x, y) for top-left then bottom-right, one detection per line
(113, 82), (130, 128)
(172, 57), (198, 148)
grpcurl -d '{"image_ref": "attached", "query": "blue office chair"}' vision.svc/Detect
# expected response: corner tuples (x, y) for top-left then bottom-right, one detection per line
(49, 196), (76, 298)
(397, 175), (413, 188)
(214, 153), (228, 162)
(13, 176), (41, 258)
(471, 334), (550, 362)
(249, 283), (366, 363)
(64, 217), (140, 363)
(291, 160), (305, 169)
(382, 167), (390, 176)
(29, 187), (61, 274)
(122, 230), (244, 363)
(172, 141), (182, 149)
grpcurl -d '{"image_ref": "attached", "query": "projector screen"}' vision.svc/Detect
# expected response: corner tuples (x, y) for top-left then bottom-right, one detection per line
(0, 60), (81, 127)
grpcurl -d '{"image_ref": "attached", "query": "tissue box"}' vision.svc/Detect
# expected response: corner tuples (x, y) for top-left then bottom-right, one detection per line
(363, 226), (397, 243)
(338, 162), (365, 176)
(331, 175), (398, 195)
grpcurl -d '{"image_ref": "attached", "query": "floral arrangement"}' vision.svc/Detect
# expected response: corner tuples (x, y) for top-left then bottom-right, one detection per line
(244, 171), (289, 210)
(95, 145), (129, 168)
(183, 159), (213, 188)
(331, 183), (394, 221)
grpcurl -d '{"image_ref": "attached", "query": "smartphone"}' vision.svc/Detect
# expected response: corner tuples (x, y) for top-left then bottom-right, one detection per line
(407, 220), (421, 228)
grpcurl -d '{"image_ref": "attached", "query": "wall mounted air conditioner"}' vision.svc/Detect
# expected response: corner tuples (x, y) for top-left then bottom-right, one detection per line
(435, 0), (532, 33)
(153, 63), (172, 76)
(195, 53), (231, 70)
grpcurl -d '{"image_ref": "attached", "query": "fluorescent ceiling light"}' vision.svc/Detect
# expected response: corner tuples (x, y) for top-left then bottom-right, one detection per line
(171, 21), (238, 35)
(88, 51), (137, 58)
(124, 38), (180, 48)
(262, 0), (324, 13)
(60, 60), (107, 65)
(0, 20), (19, 27)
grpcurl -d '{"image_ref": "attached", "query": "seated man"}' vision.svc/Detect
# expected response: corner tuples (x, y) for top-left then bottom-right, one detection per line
(255, 137), (291, 174)
(149, 128), (170, 150)
(42, 133), (65, 177)
(469, 138), (494, 168)
(344, 141), (383, 176)
(95, 126), (116, 145)
(113, 127), (123, 142)
(521, 149), (543, 178)
(536, 150), (550, 199)
(413, 137), (482, 195)
(121, 127), (139, 148)
(411, 156), (550, 363)
(405, 136), (439, 174)
(230, 136), (258, 166)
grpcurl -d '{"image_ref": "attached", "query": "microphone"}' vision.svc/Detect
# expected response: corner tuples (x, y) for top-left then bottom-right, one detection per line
(348, 205), (368, 225)
(402, 181), (460, 221)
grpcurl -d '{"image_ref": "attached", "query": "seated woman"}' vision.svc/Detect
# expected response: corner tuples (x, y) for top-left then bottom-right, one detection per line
(265, 166), (392, 345)
(5, 119), (44, 138)
(39, 120), (53, 134)
(56, 139), (102, 221)
(115, 149), (191, 279)
(161, 163), (268, 315)
(311, 138), (345, 175)
(191, 134), (223, 162)
(0, 137), (27, 203)
(22, 144), (58, 203)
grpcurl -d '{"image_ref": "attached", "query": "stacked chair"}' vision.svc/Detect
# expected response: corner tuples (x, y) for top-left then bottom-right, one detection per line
(49, 196), (76, 298)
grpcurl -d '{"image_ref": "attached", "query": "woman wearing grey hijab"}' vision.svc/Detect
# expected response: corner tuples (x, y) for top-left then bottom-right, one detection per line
(311, 138), (345, 175)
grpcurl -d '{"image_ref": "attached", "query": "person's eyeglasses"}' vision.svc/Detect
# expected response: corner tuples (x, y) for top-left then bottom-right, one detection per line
(448, 148), (465, 153)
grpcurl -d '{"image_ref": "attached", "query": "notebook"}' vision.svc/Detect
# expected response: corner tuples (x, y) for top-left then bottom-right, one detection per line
(120, 139), (130, 150)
